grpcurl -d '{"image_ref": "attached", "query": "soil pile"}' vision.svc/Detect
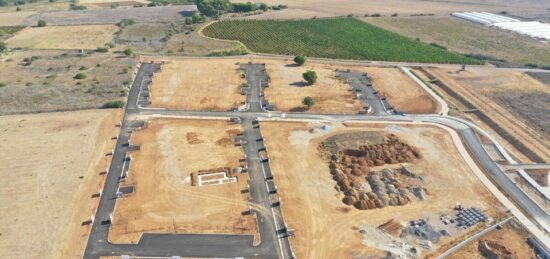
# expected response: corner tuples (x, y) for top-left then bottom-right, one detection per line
(339, 133), (421, 166)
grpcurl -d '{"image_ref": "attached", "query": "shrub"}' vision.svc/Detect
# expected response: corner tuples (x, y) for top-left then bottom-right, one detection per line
(302, 96), (314, 109)
(0, 41), (6, 52)
(46, 73), (58, 79)
(74, 73), (87, 80)
(79, 66), (88, 70)
(293, 55), (306, 66)
(37, 20), (47, 27)
(101, 100), (125, 108)
(120, 18), (135, 27)
(302, 70), (317, 85)
(95, 47), (109, 53)
(123, 48), (133, 56)
(69, 4), (87, 10)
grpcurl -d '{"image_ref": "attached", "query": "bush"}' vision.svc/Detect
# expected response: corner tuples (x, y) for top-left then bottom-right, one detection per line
(95, 47), (109, 53)
(79, 66), (88, 70)
(302, 96), (314, 109)
(0, 41), (6, 52)
(195, 0), (232, 17)
(37, 20), (47, 27)
(101, 100), (125, 109)
(293, 55), (306, 66)
(74, 73), (87, 80)
(302, 70), (317, 85)
(120, 18), (135, 27)
(123, 48), (133, 56)
(69, 4), (87, 10)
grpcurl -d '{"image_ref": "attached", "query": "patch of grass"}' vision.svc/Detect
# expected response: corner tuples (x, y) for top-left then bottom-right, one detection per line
(0, 26), (25, 40)
(203, 18), (480, 64)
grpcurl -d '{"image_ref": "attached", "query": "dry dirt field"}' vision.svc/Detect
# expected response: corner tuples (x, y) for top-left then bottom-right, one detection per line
(0, 50), (136, 115)
(448, 221), (535, 259)
(260, 121), (503, 258)
(0, 109), (121, 258)
(425, 67), (550, 163)
(233, 0), (548, 19)
(0, 11), (35, 26)
(149, 59), (246, 111)
(264, 60), (362, 114)
(6, 25), (119, 50)
(109, 119), (257, 244)
(364, 67), (437, 114)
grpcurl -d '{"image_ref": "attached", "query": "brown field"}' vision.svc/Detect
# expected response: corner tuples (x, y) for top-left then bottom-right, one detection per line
(109, 119), (257, 244)
(0, 11), (35, 26)
(6, 25), (119, 50)
(260, 121), (503, 258)
(424, 67), (550, 163)
(364, 67), (437, 114)
(232, 0), (547, 19)
(150, 59), (246, 111)
(264, 60), (362, 113)
(448, 221), (535, 259)
(0, 109), (122, 258)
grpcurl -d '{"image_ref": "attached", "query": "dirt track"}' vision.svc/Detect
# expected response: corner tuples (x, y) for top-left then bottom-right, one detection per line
(261, 121), (502, 258)
(0, 109), (121, 258)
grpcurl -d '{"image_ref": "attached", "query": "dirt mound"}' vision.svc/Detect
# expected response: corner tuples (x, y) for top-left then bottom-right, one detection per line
(186, 132), (204, 144)
(478, 240), (513, 259)
(339, 133), (421, 166)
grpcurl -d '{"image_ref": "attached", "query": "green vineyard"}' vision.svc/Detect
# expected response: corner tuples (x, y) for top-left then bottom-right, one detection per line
(202, 18), (482, 64)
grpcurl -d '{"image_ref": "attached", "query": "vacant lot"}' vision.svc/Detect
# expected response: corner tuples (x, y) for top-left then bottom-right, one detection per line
(203, 18), (480, 64)
(0, 50), (135, 115)
(150, 58), (246, 111)
(109, 119), (257, 244)
(6, 25), (118, 50)
(264, 60), (362, 113)
(261, 122), (502, 258)
(232, 0), (547, 18)
(425, 67), (550, 163)
(23, 5), (196, 26)
(0, 11), (35, 26)
(0, 109), (121, 258)
(364, 67), (437, 114)
(367, 16), (550, 66)
(448, 221), (535, 259)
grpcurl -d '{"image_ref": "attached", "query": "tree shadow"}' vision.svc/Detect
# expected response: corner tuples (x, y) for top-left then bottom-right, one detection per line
(290, 81), (307, 87)
(289, 106), (307, 112)
(284, 63), (299, 67)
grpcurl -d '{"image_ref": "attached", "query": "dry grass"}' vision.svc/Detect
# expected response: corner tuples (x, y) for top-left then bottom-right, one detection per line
(0, 11), (35, 26)
(261, 121), (503, 258)
(0, 109), (122, 258)
(149, 59), (246, 111)
(109, 119), (257, 244)
(6, 25), (119, 50)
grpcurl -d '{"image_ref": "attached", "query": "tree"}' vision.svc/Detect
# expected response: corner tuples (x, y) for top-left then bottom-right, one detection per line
(293, 55), (306, 66)
(302, 70), (317, 85)
(123, 48), (133, 56)
(0, 42), (6, 52)
(74, 73), (87, 80)
(302, 96), (314, 109)
(37, 20), (47, 27)
(195, 0), (232, 18)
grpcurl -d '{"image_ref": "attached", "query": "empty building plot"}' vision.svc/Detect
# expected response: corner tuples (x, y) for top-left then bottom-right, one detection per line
(260, 121), (504, 258)
(5, 25), (119, 50)
(108, 119), (257, 244)
(148, 59), (247, 111)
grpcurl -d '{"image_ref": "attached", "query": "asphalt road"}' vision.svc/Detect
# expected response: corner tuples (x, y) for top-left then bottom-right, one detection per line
(84, 62), (550, 258)
(337, 71), (389, 115)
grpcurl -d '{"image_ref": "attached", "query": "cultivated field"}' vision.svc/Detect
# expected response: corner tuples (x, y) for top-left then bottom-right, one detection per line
(0, 109), (122, 258)
(367, 16), (550, 67)
(0, 11), (35, 26)
(264, 59), (362, 113)
(261, 121), (503, 258)
(364, 67), (437, 114)
(109, 119), (257, 244)
(149, 58), (246, 111)
(6, 25), (119, 50)
(0, 50), (136, 114)
(424, 67), (550, 163)
(202, 18), (480, 64)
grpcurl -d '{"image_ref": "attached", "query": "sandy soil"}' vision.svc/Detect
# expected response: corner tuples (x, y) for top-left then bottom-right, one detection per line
(232, 0), (548, 19)
(109, 119), (257, 244)
(0, 109), (122, 258)
(448, 221), (535, 259)
(150, 59), (246, 111)
(6, 25), (119, 50)
(426, 67), (550, 163)
(0, 11), (35, 26)
(264, 60), (362, 113)
(260, 121), (503, 258)
(364, 67), (437, 114)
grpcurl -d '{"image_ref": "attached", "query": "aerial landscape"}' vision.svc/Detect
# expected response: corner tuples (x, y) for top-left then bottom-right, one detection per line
(0, 0), (549, 258)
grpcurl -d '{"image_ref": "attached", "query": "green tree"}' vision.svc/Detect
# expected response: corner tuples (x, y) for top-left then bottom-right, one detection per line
(37, 20), (47, 27)
(74, 73), (87, 80)
(195, 0), (232, 18)
(302, 70), (317, 85)
(302, 96), (314, 109)
(123, 48), (133, 56)
(0, 41), (6, 52)
(293, 55), (306, 66)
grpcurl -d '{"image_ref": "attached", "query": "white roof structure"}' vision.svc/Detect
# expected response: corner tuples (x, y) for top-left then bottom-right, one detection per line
(451, 12), (550, 40)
